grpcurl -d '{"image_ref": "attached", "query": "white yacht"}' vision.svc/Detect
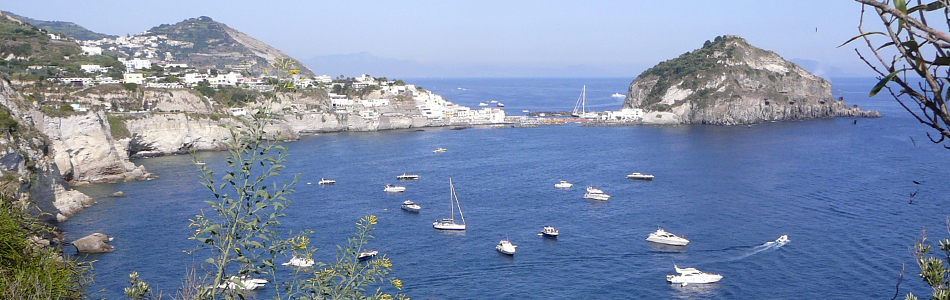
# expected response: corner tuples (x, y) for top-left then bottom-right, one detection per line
(646, 228), (690, 246)
(400, 200), (421, 212)
(497, 102), (505, 107)
(282, 255), (314, 268)
(554, 180), (573, 188)
(490, 100), (499, 103)
(496, 238), (517, 255)
(626, 172), (655, 180)
(776, 235), (790, 244)
(478, 102), (489, 106)
(358, 249), (378, 260)
(612, 92), (625, 98)
(584, 192), (610, 201)
(433, 178), (466, 230)
(384, 184), (406, 193)
(433, 147), (447, 153)
(217, 276), (268, 290)
(522, 109), (529, 113)
(586, 186), (604, 194)
(666, 265), (723, 285)
(317, 178), (336, 185)
(397, 173), (420, 180)
(541, 226), (559, 237)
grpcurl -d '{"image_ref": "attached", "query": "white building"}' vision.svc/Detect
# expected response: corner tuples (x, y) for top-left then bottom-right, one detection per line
(357, 99), (390, 107)
(329, 93), (352, 107)
(182, 73), (210, 85)
(80, 65), (102, 73)
(145, 82), (184, 89)
(314, 75), (332, 83)
(123, 73), (145, 84)
(81, 46), (102, 56)
(120, 58), (152, 72)
(606, 108), (643, 121)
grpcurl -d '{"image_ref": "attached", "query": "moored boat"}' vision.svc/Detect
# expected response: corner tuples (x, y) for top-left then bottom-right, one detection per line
(584, 192), (610, 201)
(541, 226), (559, 237)
(397, 173), (420, 180)
(612, 92), (625, 98)
(318, 178), (336, 185)
(282, 255), (314, 268)
(666, 265), (722, 285)
(478, 102), (489, 106)
(400, 200), (421, 212)
(554, 180), (573, 188)
(646, 228), (689, 246)
(496, 238), (517, 255)
(358, 249), (378, 260)
(433, 147), (447, 153)
(627, 172), (655, 180)
(586, 186), (603, 194)
(217, 276), (269, 290)
(433, 178), (466, 230)
(384, 184), (406, 192)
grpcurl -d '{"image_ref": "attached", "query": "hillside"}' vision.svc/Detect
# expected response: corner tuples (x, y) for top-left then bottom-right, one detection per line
(2, 11), (114, 40)
(141, 16), (314, 76)
(622, 35), (879, 125)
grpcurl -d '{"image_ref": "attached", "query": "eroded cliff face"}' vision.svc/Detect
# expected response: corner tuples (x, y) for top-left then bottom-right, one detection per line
(622, 35), (880, 125)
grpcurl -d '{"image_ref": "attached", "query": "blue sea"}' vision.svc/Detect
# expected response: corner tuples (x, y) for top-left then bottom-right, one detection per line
(61, 77), (950, 299)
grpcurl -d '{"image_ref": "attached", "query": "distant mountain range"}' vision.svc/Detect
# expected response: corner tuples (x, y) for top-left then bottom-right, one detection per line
(3, 11), (114, 40)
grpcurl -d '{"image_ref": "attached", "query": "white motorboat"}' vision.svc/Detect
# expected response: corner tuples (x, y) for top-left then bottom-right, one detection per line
(541, 226), (559, 237)
(666, 265), (723, 284)
(776, 235), (790, 244)
(490, 100), (498, 103)
(626, 172), (655, 180)
(433, 178), (467, 230)
(496, 238), (517, 255)
(358, 249), (378, 260)
(217, 276), (268, 290)
(397, 173), (420, 180)
(400, 200), (421, 212)
(612, 92), (625, 98)
(194, 161), (206, 166)
(646, 228), (690, 246)
(584, 192), (610, 201)
(586, 186), (603, 194)
(554, 180), (573, 188)
(282, 255), (314, 268)
(433, 147), (447, 153)
(497, 103), (505, 107)
(384, 184), (406, 192)
(522, 109), (529, 113)
(478, 102), (489, 106)
(317, 178), (336, 185)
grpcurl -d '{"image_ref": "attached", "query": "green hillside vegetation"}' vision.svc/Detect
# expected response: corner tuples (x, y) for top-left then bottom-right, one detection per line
(0, 14), (123, 81)
(2, 11), (115, 41)
(636, 35), (797, 111)
(147, 17), (230, 53)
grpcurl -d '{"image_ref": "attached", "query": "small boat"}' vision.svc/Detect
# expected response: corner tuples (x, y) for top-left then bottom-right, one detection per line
(433, 147), (447, 153)
(478, 102), (489, 106)
(522, 109), (529, 113)
(584, 192), (610, 201)
(666, 265), (723, 285)
(490, 100), (498, 103)
(554, 180), (573, 188)
(775, 235), (790, 244)
(400, 200), (421, 212)
(358, 249), (378, 260)
(586, 186), (603, 194)
(397, 173), (420, 180)
(496, 238), (517, 255)
(384, 184), (406, 193)
(433, 178), (466, 230)
(626, 172), (655, 180)
(217, 276), (268, 290)
(497, 103), (504, 107)
(541, 226), (559, 237)
(282, 255), (314, 268)
(318, 178), (336, 185)
(194, 161), (206, 166)
(646, 228), (690, 246)
(612, 92), (625, 98)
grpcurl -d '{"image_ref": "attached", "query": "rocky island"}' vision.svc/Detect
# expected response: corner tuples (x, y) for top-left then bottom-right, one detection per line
(622, 35), (880, 125)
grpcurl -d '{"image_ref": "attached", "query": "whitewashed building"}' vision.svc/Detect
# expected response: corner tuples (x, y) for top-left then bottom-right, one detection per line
(80, 65), (102, 73)
(123, 73), (145, 84)
(81, 46), (102, 56)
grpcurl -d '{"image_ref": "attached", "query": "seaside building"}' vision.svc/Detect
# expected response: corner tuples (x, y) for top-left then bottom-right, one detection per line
(123, 73), (145, 84)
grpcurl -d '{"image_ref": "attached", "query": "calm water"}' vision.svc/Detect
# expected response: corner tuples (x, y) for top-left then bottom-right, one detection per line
(62, 77), (950, 299)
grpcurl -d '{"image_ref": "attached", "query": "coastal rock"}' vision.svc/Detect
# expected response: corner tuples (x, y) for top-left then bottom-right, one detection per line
(109, 191), (124, 197)
(123, 113), (231, 154)
(71, 233), (114, 253)
(622, 35), (880, 125)
(37, 111), (152, 183)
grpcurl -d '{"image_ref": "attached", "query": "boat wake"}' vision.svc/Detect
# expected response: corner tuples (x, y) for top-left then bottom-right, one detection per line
(732, 236), (789, 261)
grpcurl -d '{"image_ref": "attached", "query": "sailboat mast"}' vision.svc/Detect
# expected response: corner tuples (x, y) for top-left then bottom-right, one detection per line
(582, 85), (587, 114)
(449, 178), (455, 221)
(456, 184), (465, 224)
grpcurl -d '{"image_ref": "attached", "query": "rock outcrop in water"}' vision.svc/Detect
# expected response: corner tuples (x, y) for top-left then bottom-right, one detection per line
(622, 35), (880, 125)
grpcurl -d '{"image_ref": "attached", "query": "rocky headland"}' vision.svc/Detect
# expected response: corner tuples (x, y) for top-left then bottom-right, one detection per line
(622, 35), (880, 125)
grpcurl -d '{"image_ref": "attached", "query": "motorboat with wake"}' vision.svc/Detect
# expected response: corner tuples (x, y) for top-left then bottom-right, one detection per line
(384, 184), (406, 192)
(666, 265), (722, 285)
(626, 172), (655, 180)
(540, 226), (559, 237)
(433, 147), (447, 153)
(217, 275), (269, 290)
(433, 178), (466, 230)
(397, 173), (420, 180)
(646, 228), (689, 246)
(496, 238), (517, 255)
(554, 180), (573, 188)
(400, 200), (421, 212)
(318, 178), (336, 185)
(775, 235), (790, 244)
(358, 249), (378, 260)
(282, 255), (314, 268)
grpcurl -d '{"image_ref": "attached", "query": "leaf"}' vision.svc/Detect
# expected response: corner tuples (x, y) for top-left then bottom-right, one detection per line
(933, 57), (950, 66)
(876, 41), (895, 51)
(870, 69), (905, 97)
(901, 40), (921, 52)
(908, 1), (947, 13)
(204, 257), (214, 264)
(838, 32), (886, 48)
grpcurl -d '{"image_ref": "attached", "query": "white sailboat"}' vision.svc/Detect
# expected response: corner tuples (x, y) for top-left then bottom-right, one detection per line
(571, 85), (599, 119)
(433, 178), (466, 230)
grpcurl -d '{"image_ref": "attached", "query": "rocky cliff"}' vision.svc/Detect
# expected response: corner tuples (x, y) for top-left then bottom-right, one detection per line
(622, 35), (880, 125)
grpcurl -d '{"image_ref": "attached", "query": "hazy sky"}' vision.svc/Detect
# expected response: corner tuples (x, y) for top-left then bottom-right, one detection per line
(3, 1), (877, 78)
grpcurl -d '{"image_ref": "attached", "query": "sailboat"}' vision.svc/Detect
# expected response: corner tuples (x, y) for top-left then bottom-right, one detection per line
(433, 178), (466, 230)
(571, 85), (598, 119)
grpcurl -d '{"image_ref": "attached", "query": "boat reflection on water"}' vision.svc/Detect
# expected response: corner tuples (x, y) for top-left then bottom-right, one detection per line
(647, 241), (687, 253)
(669, 281), (720, 299)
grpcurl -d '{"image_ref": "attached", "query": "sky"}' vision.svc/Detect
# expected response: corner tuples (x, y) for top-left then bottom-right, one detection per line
(2, 1), (879, 78)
